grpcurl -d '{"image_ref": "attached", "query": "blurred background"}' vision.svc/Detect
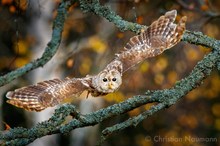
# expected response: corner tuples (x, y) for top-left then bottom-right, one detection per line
(0, 0), (220, 146)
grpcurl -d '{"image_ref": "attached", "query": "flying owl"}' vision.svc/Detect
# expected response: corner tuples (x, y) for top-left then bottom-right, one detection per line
(6, 10), (187, 111)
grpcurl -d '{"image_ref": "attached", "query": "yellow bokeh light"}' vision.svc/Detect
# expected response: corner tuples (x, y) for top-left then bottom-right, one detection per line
(89, 36), (107, 54)
(185, 49), (199, 61)
(140, 62), (149, 73)
(14, 57), (29, 68)
(104, 91), (125, 103)
(153, 57), (168, 73)
(212, 104), (220, 117)
(214, 119), (220, 130)
(168, 71), (178, 84)
(154, 73), (164, 85)
(79, 57), (92, 75)
(15, 40), (29, 55)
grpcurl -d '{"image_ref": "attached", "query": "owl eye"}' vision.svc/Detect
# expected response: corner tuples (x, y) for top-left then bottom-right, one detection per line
(103, 78), (108, 82)
(112, 78), (117, 81)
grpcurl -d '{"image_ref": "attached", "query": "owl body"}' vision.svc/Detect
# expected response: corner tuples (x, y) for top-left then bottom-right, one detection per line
(6, 10), (187, 111)
(91, 69), (122, 93)
(90, 59), (123, 96)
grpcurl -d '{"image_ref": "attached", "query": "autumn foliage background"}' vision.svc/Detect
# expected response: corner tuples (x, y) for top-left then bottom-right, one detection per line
(0, 0), (220, 146)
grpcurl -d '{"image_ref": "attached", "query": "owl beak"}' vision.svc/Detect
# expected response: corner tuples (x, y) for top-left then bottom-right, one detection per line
(108, 83), (114, 90)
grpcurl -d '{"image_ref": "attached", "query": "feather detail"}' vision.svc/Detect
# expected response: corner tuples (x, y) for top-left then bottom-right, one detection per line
(6, 78), (92, 111)
(116, 10), (187, 72)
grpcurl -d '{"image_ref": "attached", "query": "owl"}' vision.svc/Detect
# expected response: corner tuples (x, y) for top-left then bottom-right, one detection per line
(6, 60), (123, 111)
(6, 10), (187, 111)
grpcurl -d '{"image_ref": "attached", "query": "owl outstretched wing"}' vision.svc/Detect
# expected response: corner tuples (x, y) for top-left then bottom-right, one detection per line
(6, 77), (92, 111)
(117, 10), (187, 72)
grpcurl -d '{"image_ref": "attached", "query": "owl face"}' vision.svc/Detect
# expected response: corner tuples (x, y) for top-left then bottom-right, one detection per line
(92, 69), (122, 93)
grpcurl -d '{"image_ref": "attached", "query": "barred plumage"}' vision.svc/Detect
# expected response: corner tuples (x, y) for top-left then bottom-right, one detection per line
(117, 10), (187, 72)
(6, 10), (186, 111)
(6, 78), (92, 111)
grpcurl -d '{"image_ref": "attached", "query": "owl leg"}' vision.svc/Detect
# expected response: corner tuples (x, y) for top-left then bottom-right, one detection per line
(86, 91), (90, 98)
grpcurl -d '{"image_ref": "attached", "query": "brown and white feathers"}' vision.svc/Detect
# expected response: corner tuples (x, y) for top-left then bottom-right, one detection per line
(6, 10), (186, 111)
(116, 10), (187, 72)
(6, 77), (92, 111)
(91, 60), (123, 95)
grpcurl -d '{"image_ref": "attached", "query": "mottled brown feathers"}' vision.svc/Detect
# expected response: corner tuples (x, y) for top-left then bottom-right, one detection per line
(117, 10), (186, 72)
(6, 10), (186, 111)
(6, 78), (92, 111)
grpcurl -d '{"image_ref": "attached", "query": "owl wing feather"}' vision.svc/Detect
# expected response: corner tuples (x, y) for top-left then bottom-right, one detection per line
(117, 10), (187, 72)
(6, 77), (92, 111)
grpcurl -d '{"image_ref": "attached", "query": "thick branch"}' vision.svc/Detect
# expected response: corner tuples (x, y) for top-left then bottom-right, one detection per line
(78, 0), (220, 51)
(99, 50), (219, 143)
(1, 48), (219, 145)
(79, 0), (144, 33)
(0, 0), (74, 87)
(99, 103), (166, 144)
(61, 49), (219, 143)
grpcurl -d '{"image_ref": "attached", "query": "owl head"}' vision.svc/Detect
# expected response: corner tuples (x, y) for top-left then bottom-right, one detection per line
(92, 69), (122, 94)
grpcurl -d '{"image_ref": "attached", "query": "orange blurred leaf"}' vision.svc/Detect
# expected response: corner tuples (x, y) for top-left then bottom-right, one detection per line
(128, 107), (141, 116)
(1, 0), (13, 5)
(15, 0), (27, 10)
(136, 16), (144, 24)
(66, 58), (74, 68)
(200, 4), (209, 11)
(15, 40), (29, 55)
(185, 49), (199, 61)
(9, 5), (16, 13)
(3, 121), (11, 130)
(14, 57), (29, 68)
(116, 32), (124, 39)
(212, 104), (220, 117)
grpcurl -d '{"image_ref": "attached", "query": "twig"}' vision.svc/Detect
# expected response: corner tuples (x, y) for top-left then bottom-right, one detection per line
(98, 103), (166, 145)
(79, 0), (144, 33)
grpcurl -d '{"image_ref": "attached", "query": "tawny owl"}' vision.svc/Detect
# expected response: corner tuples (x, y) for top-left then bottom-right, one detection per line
(6, 10), (187, 111)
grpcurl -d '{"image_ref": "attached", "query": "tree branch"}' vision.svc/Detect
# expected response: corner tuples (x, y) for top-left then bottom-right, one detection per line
(98, 103), (166, 145)
(1, 48), (219, 145)
(0, 0), (75, 87)
(79, 0), (144, 33)
(0, 0), (220, 145)
(98, 50), (219, 144)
